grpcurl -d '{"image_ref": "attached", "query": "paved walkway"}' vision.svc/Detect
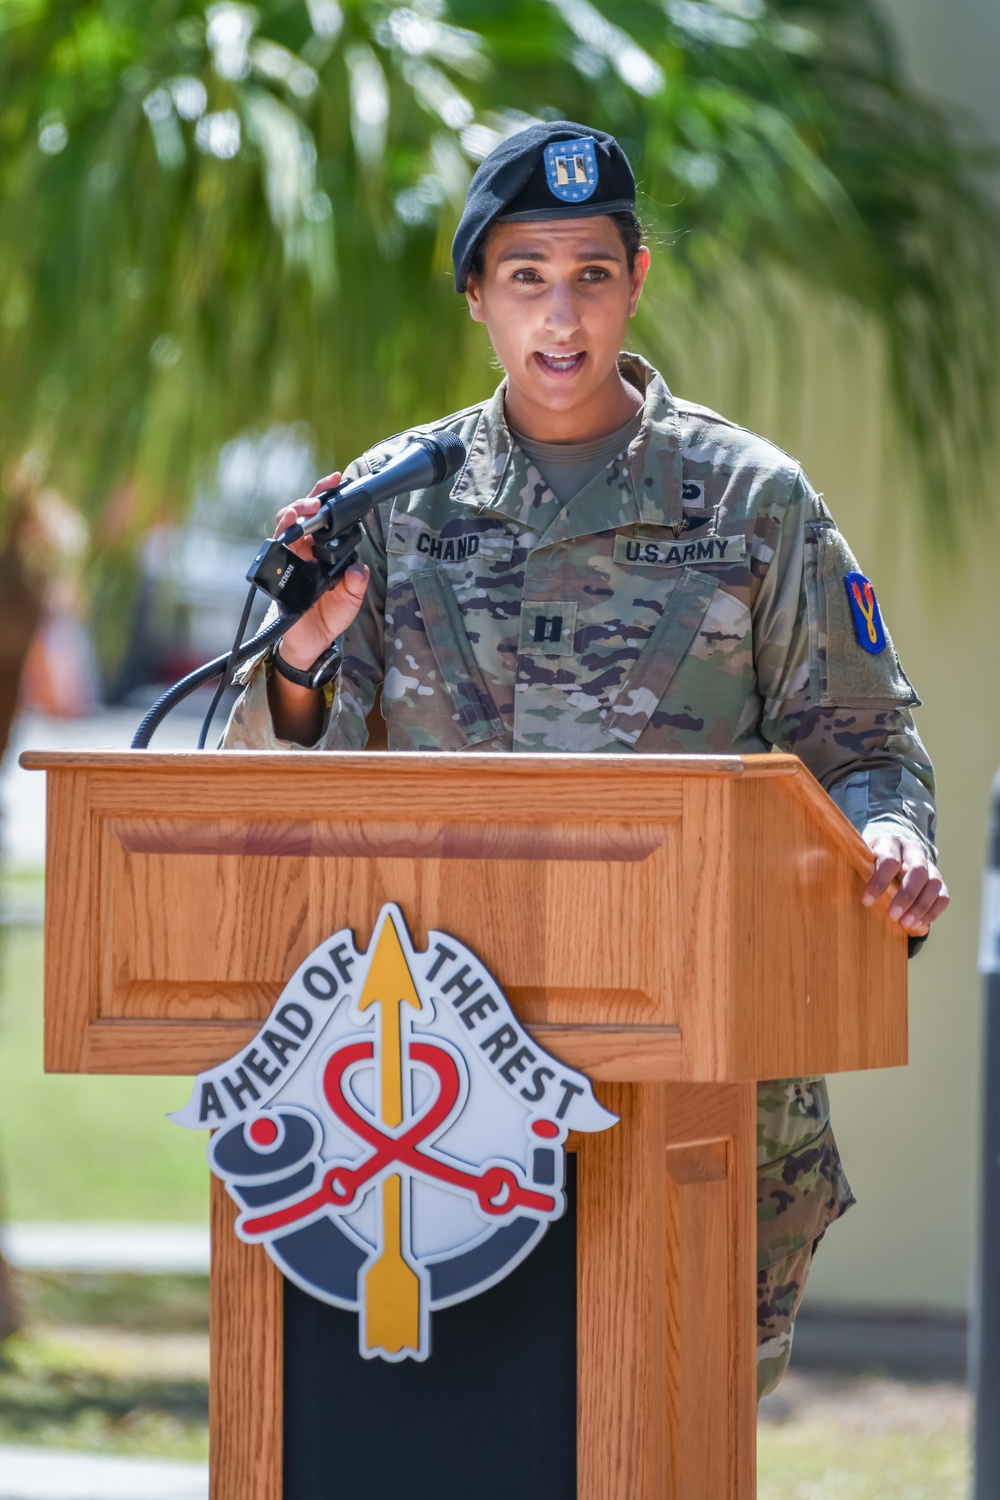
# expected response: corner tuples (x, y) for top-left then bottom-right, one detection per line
(1, 1224), (209, 1276)
(2, 709), (199, 873)
(0, 1448), (207, 1500)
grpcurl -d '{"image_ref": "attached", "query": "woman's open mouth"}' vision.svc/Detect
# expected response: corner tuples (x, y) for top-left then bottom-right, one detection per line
(534, 350), (586, 377)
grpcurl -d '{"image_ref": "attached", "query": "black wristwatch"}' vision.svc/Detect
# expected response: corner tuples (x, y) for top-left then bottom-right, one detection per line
(272, 640), (343, 692)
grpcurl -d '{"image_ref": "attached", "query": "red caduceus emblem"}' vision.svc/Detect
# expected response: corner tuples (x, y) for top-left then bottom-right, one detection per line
(241, 1038), (556, 1236)
(237, 915), (557, 1358)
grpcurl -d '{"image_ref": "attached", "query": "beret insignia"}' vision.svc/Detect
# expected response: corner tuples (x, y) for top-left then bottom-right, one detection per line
(543, 137), (598, 203)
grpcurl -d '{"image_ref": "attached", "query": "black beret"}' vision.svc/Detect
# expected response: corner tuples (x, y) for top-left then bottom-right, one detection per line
(452, 120), (636, 292)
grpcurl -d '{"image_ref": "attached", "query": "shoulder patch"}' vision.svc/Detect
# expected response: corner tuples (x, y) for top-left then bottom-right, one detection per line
(845, 572), (886, 655)
(806, 523), (919, 708)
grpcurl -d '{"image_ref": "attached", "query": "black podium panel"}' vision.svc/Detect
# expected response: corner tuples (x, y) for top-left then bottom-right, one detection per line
(283, 1159), (577, 1500)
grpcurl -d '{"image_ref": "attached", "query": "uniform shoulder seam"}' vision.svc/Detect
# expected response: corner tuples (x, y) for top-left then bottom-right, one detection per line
(362, 401), (487, 459)
(674, 400), (804, 474)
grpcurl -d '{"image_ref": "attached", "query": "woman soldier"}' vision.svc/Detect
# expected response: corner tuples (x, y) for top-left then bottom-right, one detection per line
(223, 121), (948, 1397)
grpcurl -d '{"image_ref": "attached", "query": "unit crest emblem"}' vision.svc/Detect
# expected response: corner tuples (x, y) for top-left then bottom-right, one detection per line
(172, 904), (616, 1361)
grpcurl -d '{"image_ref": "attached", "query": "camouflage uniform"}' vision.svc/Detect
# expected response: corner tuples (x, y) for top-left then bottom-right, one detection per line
(224, 354), (936, 1396)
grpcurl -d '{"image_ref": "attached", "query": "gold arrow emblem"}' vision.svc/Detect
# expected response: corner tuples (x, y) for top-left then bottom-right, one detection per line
(357, 912), (423, 1355)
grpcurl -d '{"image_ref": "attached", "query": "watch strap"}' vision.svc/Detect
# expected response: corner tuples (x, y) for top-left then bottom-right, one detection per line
(272, 640), (343, 691)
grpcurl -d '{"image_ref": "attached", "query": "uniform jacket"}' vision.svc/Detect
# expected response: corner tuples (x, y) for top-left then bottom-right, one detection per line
(224, 354), (936, 858)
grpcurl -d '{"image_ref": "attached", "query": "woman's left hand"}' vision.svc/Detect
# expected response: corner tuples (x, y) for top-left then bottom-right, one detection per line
(861, 826), (949, 935)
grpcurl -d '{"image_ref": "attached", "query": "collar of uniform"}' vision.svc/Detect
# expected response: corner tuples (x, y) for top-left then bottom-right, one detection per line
(449, 353), (684, 533)
(449, 383), (515, 513)
(618, 353), (684, 529)
(537, 356), (687, 546)
(449, 355), (683, 534)
(449, 382), (569, 532)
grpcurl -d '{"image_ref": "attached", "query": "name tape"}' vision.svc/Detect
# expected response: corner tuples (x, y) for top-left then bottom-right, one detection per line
(614, 532), (746, 569)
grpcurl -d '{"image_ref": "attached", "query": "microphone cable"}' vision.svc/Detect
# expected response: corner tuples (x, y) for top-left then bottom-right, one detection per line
(130, 607), (297, 750)
(195, 582), (257, 750)
(130, 429), (468, 750)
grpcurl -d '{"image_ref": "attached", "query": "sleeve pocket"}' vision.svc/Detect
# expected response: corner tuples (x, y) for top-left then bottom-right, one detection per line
(807, 524), (920, 708)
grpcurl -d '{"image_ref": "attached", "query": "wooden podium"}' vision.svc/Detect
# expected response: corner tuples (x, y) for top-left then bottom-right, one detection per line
(23, 748), (906, 1500)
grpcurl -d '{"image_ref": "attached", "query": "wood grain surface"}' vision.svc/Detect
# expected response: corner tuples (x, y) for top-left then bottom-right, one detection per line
(26, 749), (905, 1084)
(576, 1081), (755, 1500)
(210, 1178), (283, 1500)
(74, 1016), (684, 1080)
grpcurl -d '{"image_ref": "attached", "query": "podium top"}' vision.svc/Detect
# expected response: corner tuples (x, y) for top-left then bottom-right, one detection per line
(20, 746), (872, 873)
(24, 748), (903, 1082)
(22, 748), (753, 776)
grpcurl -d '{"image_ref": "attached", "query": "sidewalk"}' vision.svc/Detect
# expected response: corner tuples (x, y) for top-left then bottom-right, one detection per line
(2, 709), (198, 873)
(0, 1448), (207, 1500)
(0, 1224), (209, 1276)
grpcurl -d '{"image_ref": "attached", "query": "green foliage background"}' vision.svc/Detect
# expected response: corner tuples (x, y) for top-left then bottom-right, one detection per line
(0, 0), (997, 541)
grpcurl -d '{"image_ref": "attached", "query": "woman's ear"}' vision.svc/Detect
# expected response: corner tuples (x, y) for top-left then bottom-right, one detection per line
(628, 246), (652, 317)
(465, 276), (487, 324)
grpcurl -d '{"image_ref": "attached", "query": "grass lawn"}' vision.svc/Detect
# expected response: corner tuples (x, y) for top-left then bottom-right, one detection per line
(758, 1424), (968, 1498)
(758, 1372), (970, 1498)
(0, 1272), (208, 1459)
(0, 1272), (974, 1486)
(0, 923), (208, 1222)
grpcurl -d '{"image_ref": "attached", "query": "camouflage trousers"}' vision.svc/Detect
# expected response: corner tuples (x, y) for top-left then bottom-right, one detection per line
(755, 1077), (854, 1400)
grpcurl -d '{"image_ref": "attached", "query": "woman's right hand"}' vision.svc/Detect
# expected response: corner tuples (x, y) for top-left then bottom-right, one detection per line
(272, 473), (370, 672)
(265, 474), (371, 744)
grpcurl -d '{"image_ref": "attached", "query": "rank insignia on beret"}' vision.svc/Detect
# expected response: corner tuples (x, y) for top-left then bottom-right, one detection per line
(544, 136), (598, 203)
(845, 570), (887, 654)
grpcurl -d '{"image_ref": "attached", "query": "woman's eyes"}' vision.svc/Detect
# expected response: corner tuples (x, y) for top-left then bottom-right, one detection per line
(510, 266), (611, 284)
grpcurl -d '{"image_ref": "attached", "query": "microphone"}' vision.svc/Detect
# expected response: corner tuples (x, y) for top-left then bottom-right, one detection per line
(246, 429), (467, 615)
(280, 430), (467, 544)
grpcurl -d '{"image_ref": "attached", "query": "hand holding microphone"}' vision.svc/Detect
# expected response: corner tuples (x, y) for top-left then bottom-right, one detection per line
(258, 429), (467, 740)
(273, 474), (370, 676)
(263, 430), (466, 674)
(132, 430), (466, 749)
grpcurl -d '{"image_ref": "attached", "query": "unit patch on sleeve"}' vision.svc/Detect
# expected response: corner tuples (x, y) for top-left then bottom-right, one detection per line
(844, 571), (886, 654)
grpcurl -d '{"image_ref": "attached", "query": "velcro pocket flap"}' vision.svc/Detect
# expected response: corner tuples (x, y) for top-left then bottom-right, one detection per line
(410, 569), (504, 746)
(603, 569), (719, 747)
(808, 524), (920, 708)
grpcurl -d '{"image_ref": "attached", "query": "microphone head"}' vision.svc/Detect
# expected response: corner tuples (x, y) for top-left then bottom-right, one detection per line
(416, 430), (467, 487)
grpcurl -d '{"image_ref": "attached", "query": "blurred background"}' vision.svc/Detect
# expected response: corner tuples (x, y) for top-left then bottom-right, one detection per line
(0, 1), (998, 1496)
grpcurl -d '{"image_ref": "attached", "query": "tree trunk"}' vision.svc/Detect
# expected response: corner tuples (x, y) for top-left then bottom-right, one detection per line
(0, 511), (44, 758)
(0, 1251), (21, 1344)
(0, 510), (45, 1346)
